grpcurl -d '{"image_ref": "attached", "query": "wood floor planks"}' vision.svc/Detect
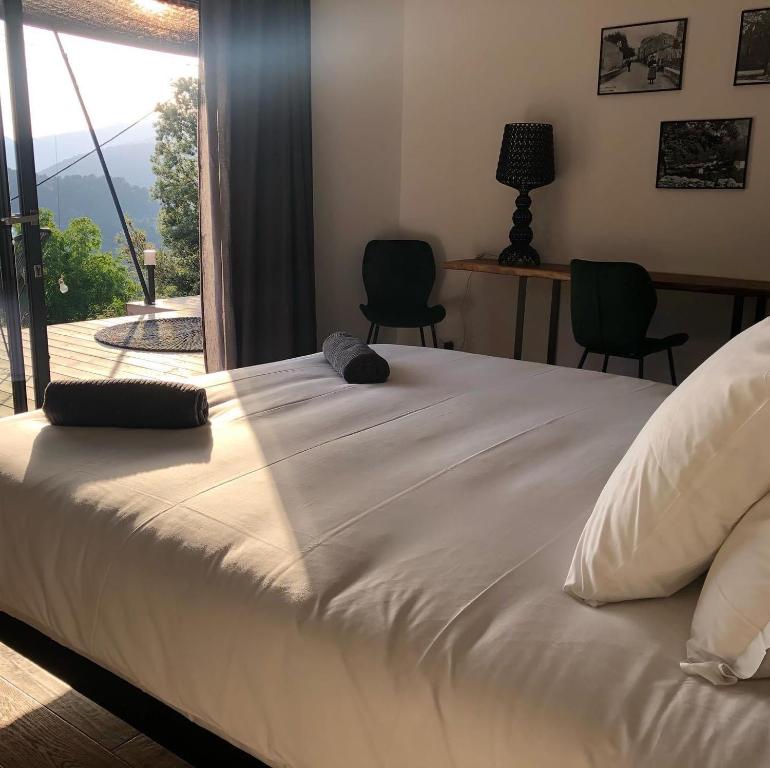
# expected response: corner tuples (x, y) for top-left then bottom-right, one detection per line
(0, 643), (137, 750)
(0, 306), (205, 419)
(0, 676), (127, 768)
(0, 642), (190, 768)
(114, 735), (191, 768)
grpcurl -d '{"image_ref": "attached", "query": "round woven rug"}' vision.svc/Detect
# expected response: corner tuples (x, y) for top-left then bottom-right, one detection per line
(95, 317), (203, 353)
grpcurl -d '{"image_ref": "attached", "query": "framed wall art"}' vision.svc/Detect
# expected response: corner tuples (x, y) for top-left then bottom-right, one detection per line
(656, 119), (753, 190)
(598, 19), (688, 95)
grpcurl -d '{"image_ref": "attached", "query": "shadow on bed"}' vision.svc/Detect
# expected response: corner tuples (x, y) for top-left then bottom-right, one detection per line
(3, 351), (701, 767)
(22, 423), (215, 485)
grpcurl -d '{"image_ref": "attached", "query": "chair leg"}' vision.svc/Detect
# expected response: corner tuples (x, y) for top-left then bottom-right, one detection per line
(419, 327), (426, 347)
(578, 349), (589, 369)
(366, 323), (375, 345)
(431, 325), (438, 348)
(602, 354), (609, 373)
(667, 348), (678, 386)
(638, 357), (645, 379)
(372, 325), (380, 344)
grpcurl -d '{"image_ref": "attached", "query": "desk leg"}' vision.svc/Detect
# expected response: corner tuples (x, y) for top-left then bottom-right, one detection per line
(755, 297), (768, 325)
(547, 280), (561, 365)
(731, 296), (745, 338)
(513, 277), (528, 360)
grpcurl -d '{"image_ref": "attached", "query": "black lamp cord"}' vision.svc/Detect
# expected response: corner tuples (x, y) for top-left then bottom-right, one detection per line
(455, 253), (493, 351)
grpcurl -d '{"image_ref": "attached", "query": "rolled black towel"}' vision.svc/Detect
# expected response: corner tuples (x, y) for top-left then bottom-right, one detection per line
(42, 379), (209, 429)
(322, 332), (390, 384)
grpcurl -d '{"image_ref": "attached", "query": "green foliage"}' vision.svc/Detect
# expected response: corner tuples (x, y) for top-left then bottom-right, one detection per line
(36, 174), (161, 251)
(155, 249), (200, 298)
(40, 209), (138, 324)
(115, 218), (150, 292)
(151, 76), (200, 296)
(116, 219), (199, 300)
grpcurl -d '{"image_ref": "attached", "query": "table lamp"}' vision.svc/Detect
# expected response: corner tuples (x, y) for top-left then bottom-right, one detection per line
(496, 123), (555, 266)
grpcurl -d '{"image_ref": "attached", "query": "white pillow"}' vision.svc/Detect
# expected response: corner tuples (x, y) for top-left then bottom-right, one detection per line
(565, 318), (770, 605)
(681, 494), (770, 685)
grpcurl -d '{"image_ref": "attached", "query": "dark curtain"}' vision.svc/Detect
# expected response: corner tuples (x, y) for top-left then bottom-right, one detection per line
(199, 0), (316, 372)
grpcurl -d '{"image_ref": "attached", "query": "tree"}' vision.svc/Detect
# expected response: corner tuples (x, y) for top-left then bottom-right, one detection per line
(115, 219), (151, 298)
(40, 209), (138, 324)
(151, 77), (200, 296)
(604, 31), (635, 60)
(116, 221), (199, 300)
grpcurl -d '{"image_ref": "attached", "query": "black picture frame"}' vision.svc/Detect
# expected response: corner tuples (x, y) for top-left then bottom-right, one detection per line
(656, 118), (754, 190)
(734, 8), (770, 86)
(597, 18), (689, 96)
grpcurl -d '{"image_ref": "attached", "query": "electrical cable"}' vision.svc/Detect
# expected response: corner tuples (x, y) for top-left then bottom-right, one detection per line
(458, 253), (496, 351)
(54, 133), (61, 223)
(458, 269), (475, 351)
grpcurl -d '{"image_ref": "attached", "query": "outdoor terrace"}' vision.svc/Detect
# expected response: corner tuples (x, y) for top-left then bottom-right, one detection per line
(0, 296), (204, 419)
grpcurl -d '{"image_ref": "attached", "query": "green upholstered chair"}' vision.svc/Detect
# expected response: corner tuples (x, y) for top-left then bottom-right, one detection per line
(360, 240), (446, 347)
(570, 259), (688, 384)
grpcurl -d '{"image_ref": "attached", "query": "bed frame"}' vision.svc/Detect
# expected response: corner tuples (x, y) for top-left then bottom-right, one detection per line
(0, 612), (267, 768)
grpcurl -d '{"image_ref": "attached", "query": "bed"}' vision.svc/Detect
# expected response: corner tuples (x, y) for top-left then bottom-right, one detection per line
(1, 345), (768, 767)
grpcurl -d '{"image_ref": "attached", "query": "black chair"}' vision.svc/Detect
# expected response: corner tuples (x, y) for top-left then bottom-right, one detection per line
(360, 240), (446, 347)
(570, 259), (688, 384)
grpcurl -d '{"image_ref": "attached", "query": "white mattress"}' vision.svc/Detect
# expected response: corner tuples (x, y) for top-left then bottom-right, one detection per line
(1, 346), (768, 768)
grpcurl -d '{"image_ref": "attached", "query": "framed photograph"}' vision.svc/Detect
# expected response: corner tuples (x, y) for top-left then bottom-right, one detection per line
(734, 8), (770, 85)
(598, 19), (688, 95)
(656, 119), (753, 190)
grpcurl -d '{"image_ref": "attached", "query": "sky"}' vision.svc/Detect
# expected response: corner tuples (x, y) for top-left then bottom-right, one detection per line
(607, 21), (681, 49)
(0, 23), (197, 141)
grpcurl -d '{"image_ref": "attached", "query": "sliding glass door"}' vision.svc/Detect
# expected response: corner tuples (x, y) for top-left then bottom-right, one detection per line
(0, 98), (28, 414)
(0, 0), (50, 416)
(0, 0), (199, 418)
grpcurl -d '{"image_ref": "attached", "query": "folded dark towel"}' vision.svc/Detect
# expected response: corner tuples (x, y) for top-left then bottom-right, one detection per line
(42, 379), (209, 429)
(322, 332), (390, 384)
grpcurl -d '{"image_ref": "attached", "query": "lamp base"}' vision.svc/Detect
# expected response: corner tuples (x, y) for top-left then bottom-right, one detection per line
(499, 190), (542, 267)
(498, 244), (540, 267)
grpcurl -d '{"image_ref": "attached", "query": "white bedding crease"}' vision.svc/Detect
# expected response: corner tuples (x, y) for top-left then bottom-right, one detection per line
(1, 346), (769, 768)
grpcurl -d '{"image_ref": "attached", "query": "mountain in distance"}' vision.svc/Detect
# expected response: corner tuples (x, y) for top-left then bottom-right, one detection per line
(31, 120), (156, 170)
(38, 141), (157, 189)
(5, 119), (157, 187)
(7, 170), (162, 251)
(4, 121), (162, 249)
(36, 174), (162, 250)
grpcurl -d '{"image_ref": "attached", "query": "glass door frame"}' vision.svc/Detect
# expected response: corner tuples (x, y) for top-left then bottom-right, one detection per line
(0, 97), (27, 412)
(0, 0), (50, 410)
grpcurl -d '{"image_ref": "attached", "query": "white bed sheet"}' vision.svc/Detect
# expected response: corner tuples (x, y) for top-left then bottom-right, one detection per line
(1, 345), (768, 768)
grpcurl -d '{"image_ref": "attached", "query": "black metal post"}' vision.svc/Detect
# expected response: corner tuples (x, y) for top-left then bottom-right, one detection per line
(755, 296), (767, 325)
(513, 276), (528, 360)
(147, 264), (156, 305)
(730, 295), (745, 338)
(546, 279), (561, 365)
(5, 0), (51, 406)
(0, 96), (28, 413)
(667, 348), (678, 386)
(54, 32), (151, 304)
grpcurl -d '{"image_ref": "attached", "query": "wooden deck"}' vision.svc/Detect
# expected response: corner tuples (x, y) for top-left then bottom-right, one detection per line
(0, 301), (205, 419)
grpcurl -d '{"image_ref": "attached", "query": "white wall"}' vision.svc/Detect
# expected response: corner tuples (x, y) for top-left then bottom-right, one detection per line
(311, 0), (405, 343)
(399, 0), (770, 380)
(314, 0), (770, 381)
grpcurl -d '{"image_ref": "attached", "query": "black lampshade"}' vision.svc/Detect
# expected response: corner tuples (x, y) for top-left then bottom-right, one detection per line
(496, 123), (555, 192)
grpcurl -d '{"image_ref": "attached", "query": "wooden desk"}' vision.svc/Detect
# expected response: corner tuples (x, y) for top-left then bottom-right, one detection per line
(443, 258), (770, 364)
